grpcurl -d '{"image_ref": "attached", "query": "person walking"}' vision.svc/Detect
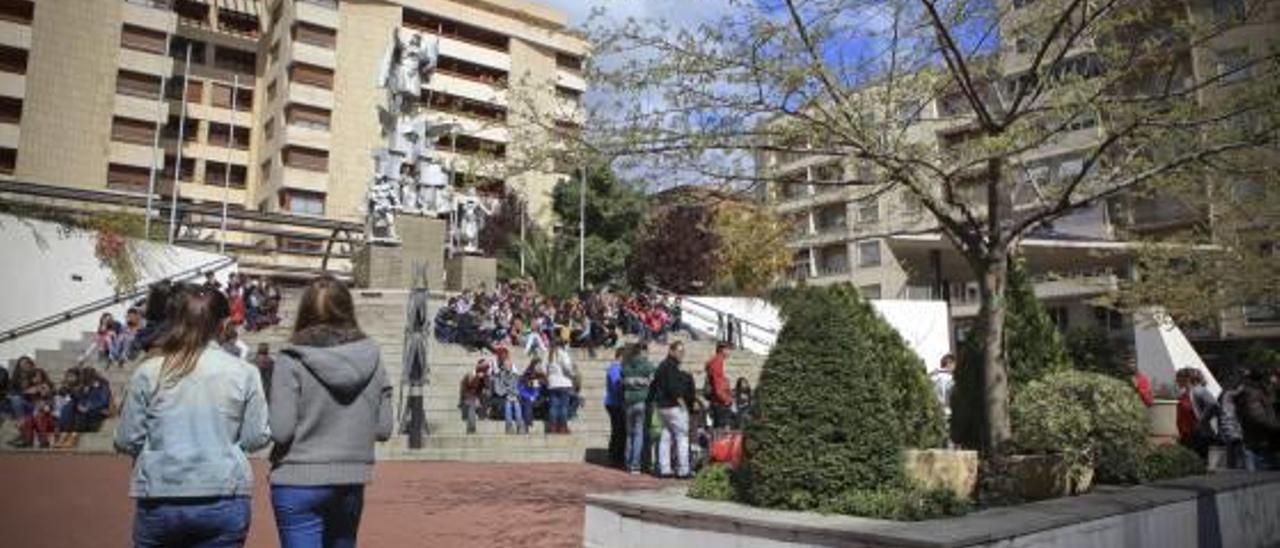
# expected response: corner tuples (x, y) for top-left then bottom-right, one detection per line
(268, 276), (393, 548)
(545, 343), (577, 434)
(650, 341), (696, 478)
(621, 342), (656, 474)
(1236, 365), (1280, 471)
(704, 342), (733, 430)
(114, 285), (270, 548)
(604, 348), (626, 465)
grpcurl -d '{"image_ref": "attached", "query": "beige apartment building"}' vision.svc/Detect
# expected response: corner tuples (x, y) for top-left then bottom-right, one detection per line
(760, 0), (1280, 350)
(0, 0), (586, 274)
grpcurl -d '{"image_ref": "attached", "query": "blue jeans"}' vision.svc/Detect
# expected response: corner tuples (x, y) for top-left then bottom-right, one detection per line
(625, 402), (647, 472)
(133, 496), (250, 548)
(504, 398), (524, 430)
(272, 485), (365, 548)
(548, 388), (572, 427)
(1245, 448), (1280, 471)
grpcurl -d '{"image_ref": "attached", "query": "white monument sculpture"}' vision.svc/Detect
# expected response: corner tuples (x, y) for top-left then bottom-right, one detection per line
(454, 188), (492, 254)
(369, 28), (486, 248)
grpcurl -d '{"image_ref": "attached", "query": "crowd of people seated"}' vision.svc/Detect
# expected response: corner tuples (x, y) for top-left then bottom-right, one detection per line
(433, 281), (696, 357)
(203, 272), (283, 333)
(2, 357), (111, 448)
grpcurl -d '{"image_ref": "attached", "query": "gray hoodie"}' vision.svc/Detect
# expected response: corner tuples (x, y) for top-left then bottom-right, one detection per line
(269, 327), (393, 486)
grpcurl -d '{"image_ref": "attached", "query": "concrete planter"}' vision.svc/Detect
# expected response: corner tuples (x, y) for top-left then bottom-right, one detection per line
(903, 449), (978, 499)
(1148, 399), (1179, 443)
(1006, 454), (1093, 501)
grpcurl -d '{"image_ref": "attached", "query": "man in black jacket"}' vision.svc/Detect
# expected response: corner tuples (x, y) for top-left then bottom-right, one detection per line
(650, 341), (696, 478)
(1238, 365), (1280, 471)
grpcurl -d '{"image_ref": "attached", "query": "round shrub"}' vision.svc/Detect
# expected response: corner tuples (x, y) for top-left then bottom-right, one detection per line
(688, 464), (735, 501)
(822, 487), (972, 521)
(1138, 444), (1206, 483)
(1011, 370), (1148, 484)
(737, 285), (943, 511)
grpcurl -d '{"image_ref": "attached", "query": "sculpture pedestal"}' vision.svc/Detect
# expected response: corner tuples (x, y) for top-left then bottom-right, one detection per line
(446, 254), (496, 291)
(358, 216), (447, 289)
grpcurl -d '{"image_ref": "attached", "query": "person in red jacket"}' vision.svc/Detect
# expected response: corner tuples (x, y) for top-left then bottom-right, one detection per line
(705, 342), (733, 429)
(1124, 352), (1154, 407)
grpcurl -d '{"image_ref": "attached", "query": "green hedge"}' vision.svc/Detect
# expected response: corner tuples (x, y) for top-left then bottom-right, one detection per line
(1011, 370), (1149, 484)
(737, 285), (943, 512)
(688, 465), (735, 501)
(1138, 444), (1206, 483)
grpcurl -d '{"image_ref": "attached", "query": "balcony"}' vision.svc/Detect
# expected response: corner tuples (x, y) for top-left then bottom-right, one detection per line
(292, 41), (336, 71)
(0, 20), (31, 50)
(0, 71), (26, 98)
(295, 0), (340, 28)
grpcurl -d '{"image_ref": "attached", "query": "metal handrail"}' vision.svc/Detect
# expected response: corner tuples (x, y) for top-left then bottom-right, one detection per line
(679, 305), (775, 347)
(648, 285), (780, 337)
(0, 256), (235, 344)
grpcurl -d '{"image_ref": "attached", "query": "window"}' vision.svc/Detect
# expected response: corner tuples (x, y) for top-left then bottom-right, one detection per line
(0, 1), (35, 25)
(116, 70), (162, 99)
(289, 62), (333, 89)
(292, 22), (336, 49)
(1047, 306), (1069, 331)
(437, 55), (507, 87)
(173, 0), (209, 26)
(120, 24), (168, 55)
(857, 240), (881, 268)
(859, 284), (882, 300)
(1216, 48), (1251, 84)
(816, 244), (849, 276)
(857, 197), (879, 224)
(168, 36), (207, 64)
(282, 145), (328, 171)
(209, 83), (254, 111)
(556, 86), (582, 104)
(403, 9), (509, 52)
(205, 161), (247, 188)
(111, 117), (157, 145)
(1065, 112), (1097, 132)
(0, 45), (29, 75)
(106, 163), (151, 191)
(556, 52), (583, 72)
(1057, 158), (1085, 181)
(0, 146), (14, 175)
(165, 77), (203, 103)
(215, 47), (256, 76)
(161, 115), (198, 141)
(1093, 307), (1124, 331)
(900, 192), (923, 217)
(217, 8), (260, 37)
(813, 204), (846, 233)
(278, 236), (324, 253)
(279, 189), (325, 215)
(435, 133), (506, 158)
(161, 154), (196, 181)
(207, 122), (250, 149)
(286, 103), (330, 130)
(1014, 36), (1032, 55)
(426, 91), (507, 122)
(0, 96), (21, 124)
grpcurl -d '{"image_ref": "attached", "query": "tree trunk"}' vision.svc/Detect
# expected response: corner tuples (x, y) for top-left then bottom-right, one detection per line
(977, 252), (1012, 454)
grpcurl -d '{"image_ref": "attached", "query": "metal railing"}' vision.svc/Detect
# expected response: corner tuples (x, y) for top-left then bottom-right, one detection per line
(0, 256), (235, 344)
(648, 286), (779, 351)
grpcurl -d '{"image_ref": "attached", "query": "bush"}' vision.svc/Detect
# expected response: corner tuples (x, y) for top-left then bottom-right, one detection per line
(736, 285), (944, 512)
(688, 464), (735, 501)
(822, 487), (972, 521)
(1066, 326), (1122, 378)
(1011, 371), (1148, 484)
(1138, 444), (1206, 483)
(951, 262), (1073, 448)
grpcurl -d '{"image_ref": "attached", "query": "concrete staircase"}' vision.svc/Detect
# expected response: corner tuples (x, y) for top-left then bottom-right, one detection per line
(4, 289), (769, 463)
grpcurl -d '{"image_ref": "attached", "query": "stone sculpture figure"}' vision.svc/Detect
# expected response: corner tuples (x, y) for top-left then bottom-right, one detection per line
(454, 189), (492, 254)
(378, 29), (438, 115)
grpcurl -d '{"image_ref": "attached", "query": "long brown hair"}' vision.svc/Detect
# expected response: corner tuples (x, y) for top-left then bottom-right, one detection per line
(154, 285), (225, 388)
(292, 276), (362, 340)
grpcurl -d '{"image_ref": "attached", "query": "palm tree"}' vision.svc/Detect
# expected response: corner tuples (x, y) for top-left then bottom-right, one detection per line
(498, 231), (577, 299)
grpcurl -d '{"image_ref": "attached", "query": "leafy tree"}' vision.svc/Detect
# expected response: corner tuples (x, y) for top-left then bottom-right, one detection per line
(710, 202), (792, 296)
(497, 231), (577, 299)
(737, 285), (943, 511)
(479, 189), (532, 261)
(627, 204), (718, 293)
(551, 164), (648, 289)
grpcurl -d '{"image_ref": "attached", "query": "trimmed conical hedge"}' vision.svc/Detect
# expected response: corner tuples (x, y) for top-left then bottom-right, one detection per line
(736, 285), (943, 511)
(951, 261), (1073, 448)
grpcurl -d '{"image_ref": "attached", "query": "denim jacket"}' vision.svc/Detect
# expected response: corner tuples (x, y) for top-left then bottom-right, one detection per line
(114, 343), (271, 498)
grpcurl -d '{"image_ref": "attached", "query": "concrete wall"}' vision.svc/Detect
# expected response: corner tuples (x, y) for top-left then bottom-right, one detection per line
(584, 473), (1280, 548)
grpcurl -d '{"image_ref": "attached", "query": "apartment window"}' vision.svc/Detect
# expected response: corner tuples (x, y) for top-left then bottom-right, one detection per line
(426, 91), (506, 122)
(289, 62), (333, 89)
(1217, 48), (1251, 84)
(556, 52), (583, 72)
(111, 116), (157, 145)
(816, 244), (849, 276)
(286, 104), (330, 130)
(106, 163), (151, 191)
(1065, 111), (1098, 132)
(1093, 307), (1125, 331)
(292, 22), (336, 49)
(165, 77), (203, 103)
(0, 1), (35, 25)
(435, 134), (506, 158)
(900, 192), (923, 217)
(120, 24), (168, 55)
(857, 240), (881, 268)
(278, 236), (324, 253)
(0, 96), (21, 124)
(1057, 158), (1085, 181)
(162, 115), (198, 141)
(0, 45), (29, 75)
(857, 197), (879, 224)
(1048, 307), (1070, 331)
(215, 47), (256, 76)
(279, 189), (325, 215)
(173, 0), (209, 26)
(859, 284), (882, 300)
(0, 146), (14, 175)
(403, 9), (509, 52)
(205, 161), (247, 188)
(556, 86), (582, 104)
(217, 8), (260, 37)
(210, 83), (253, 111)
(161, 154), (196, 181)
(169, 37), (207, 64)
(1014, 36), (1032, 55)
(437, 55), (506, 86)
(207, 122), (250, 149)
(814, 204), (847, 233)
(116, 70), (162, 99)
(282, 145), (328, 171)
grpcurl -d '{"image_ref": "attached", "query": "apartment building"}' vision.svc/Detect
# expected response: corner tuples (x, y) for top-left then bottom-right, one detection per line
(759, 0), (1280, 347)
(0, 0), (587, 272)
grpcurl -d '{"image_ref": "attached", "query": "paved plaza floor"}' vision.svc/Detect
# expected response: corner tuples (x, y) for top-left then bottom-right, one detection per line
(0, 454), (672, 548)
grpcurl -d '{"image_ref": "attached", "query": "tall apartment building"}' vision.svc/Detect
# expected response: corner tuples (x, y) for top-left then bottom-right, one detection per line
(759, 0), (1280, 349)
(0, 0), (587, 273)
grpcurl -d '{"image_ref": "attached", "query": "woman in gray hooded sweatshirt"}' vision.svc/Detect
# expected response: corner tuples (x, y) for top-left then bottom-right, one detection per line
(269, 276), (392, 548)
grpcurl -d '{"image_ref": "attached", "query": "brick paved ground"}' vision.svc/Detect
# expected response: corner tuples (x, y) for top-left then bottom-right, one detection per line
(0, 454), (672, 548)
